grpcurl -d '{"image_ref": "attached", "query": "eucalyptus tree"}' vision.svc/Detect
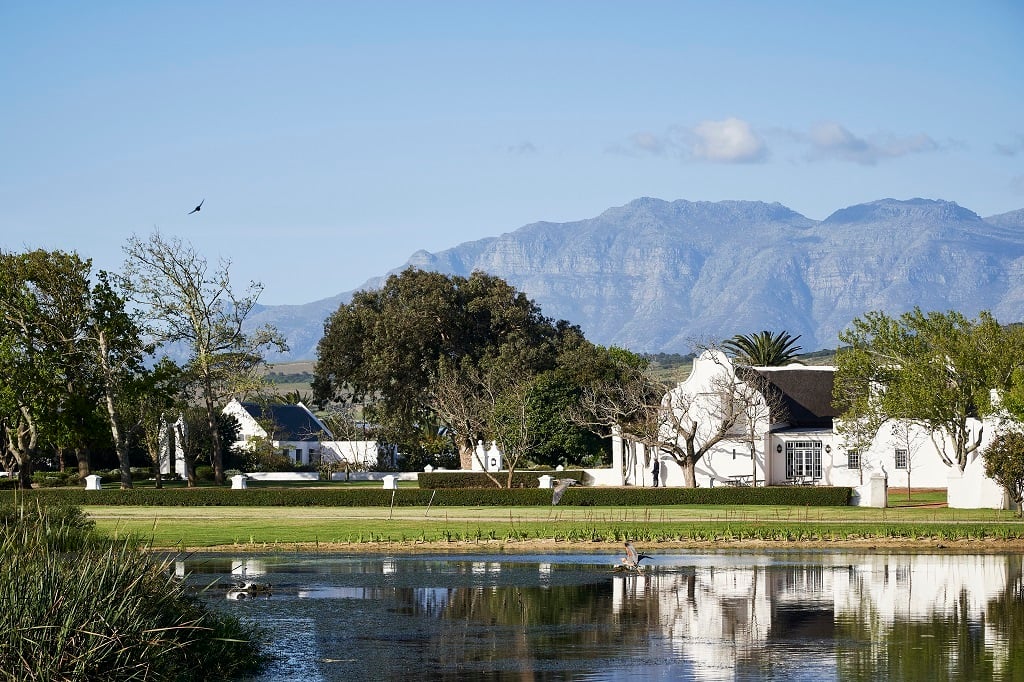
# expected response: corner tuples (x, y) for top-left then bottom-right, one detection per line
(834, 308), (1024, 473)
(723, 330), (802, 366)
(122, 231), (287, 485)
(87, 271), (155, 488)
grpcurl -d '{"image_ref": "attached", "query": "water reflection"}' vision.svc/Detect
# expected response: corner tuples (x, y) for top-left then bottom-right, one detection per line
(178, 551), (1024, 681)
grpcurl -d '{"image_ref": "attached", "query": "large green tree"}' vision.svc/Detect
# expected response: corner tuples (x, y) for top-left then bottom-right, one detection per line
(0, 250), (101, 487)
(122, 231), (286, 485)
(834, 308), (1024, 472)
(314, 268), (612, 475)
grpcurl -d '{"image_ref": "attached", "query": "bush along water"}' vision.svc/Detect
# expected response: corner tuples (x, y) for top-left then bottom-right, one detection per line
(0, 500), (267, 681)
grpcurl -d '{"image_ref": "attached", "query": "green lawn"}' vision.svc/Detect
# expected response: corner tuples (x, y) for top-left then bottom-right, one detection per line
(86, 501), (1024, 549)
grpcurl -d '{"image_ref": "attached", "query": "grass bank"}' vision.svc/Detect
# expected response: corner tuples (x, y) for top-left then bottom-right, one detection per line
(87, 503), (1024, 551)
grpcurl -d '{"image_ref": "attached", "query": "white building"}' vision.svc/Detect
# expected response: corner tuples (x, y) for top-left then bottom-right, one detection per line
(615, 350), (1012, 509)
(223, 399), (395, 469)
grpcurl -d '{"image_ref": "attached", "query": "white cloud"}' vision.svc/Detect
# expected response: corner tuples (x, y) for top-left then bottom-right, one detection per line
(691, 117), (767, 163)
(806, 122), (940, 165)
(623, 118), (766, 163)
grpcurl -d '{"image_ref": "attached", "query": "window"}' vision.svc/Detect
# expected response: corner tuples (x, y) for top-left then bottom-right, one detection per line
(785, 441), (822, 479)
(295, 448), (303, 463)
(894, 448), (908, 470)
(847, 450), (861, 470)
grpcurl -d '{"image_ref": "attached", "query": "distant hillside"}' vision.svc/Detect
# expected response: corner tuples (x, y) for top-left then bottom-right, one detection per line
(247, 197), (1024, 361)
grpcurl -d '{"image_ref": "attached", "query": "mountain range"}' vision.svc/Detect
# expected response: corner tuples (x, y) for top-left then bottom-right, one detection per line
(248, 198), (1024, 361)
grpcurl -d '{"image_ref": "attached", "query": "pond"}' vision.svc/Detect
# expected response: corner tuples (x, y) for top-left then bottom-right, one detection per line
(177, 549), (1024, 681)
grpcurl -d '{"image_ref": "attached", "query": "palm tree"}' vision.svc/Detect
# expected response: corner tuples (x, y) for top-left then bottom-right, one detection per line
(723, 330), (802, 366)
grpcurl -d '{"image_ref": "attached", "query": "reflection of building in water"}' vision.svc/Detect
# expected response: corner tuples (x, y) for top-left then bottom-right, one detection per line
(833, 554), (1009, 623)
(471, 562), (501, 575)
(231, 558), (267, 577)
(610, 554), (1019, 680)
(613, 567), (775, 679)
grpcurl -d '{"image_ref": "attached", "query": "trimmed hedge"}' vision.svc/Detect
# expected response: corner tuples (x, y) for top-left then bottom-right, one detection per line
(1, 486), (851, 507)
(418, 470), (587, 489)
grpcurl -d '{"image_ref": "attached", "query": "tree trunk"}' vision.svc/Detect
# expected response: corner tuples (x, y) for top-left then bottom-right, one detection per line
(18, 461), (33, 489)
(98, 329), (133, 489)
(204, 391), (225, 485)
(8, 410), (37, 489)
(458, 438), (474, 470)
(75, 447), (91, 479)
(681, 459), (697, 488)
(151, 448), (163, 490)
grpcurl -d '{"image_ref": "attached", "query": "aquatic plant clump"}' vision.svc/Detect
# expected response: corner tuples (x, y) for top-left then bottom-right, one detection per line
(0, 502), (266, 681)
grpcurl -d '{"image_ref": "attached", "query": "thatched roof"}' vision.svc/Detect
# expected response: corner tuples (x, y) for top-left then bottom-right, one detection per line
(739, 366), (837, 428)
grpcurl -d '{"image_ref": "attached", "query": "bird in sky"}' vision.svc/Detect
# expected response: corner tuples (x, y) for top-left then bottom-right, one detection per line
(187, 199), (204, 214)
(551, 478), (577, 505)
(621, 541), (651, 571)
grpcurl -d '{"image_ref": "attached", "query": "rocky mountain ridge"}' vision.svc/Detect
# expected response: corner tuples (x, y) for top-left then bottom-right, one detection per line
(248, 197), (1024, 361)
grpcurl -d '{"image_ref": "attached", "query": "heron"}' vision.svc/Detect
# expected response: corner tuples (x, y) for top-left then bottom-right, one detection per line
(551, 477), (577, 505)
(621, 541), (651, 571)
(188, 199), (204, 214)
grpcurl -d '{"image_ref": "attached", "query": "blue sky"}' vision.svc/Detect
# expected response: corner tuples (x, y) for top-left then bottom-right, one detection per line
(2, 1), (1022, 305)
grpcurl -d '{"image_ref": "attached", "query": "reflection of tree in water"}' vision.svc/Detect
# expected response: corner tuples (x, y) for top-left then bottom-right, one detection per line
(982, 553), (1024, 679)
(835, 554), (1024, 681)
(428, 578), (657, 673)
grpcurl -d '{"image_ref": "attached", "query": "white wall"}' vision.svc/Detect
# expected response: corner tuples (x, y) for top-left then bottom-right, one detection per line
(320, 440), (381, 467)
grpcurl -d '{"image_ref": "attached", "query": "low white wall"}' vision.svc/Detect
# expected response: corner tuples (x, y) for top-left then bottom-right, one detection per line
(245, 472), (320, 482)
(332, 471), (419, 482)
(583, 467), (623, 487)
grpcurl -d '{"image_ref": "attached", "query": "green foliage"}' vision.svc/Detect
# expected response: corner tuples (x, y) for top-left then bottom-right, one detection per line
(194, 465), (215, 482)
(723, 330), (803, 366)
(984, 429), (1024, 515)
(835, 308), (1024, 471)
(32, 469), (81, 488)
(313, 268), (624, 478)
(0, 502), (266, 680)
(520, 373), (607, 467)
(3, 485), (852, 507)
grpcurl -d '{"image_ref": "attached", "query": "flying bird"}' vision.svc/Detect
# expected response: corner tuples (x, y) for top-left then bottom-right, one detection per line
(187, 199), (204, 214)
(621, 541), (651, 571)
(551, 478), (577, 505)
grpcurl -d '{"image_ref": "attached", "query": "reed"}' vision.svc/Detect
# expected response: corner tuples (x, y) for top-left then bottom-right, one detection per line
(0, 501), (266, 681)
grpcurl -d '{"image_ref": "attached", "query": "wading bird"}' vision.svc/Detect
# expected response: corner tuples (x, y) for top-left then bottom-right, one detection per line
(551, 478), (577, 505)
(621, 541), (651, 571)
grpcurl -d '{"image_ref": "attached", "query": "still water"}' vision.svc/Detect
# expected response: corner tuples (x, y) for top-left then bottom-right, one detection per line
(178, 550), (1024, 681)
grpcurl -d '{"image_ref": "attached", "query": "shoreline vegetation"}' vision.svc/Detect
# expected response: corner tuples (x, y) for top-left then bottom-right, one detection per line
(0, 502), (267, 681)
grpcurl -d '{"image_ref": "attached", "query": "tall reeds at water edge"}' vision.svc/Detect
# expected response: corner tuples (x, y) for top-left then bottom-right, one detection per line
(0, 501), (267, 681)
